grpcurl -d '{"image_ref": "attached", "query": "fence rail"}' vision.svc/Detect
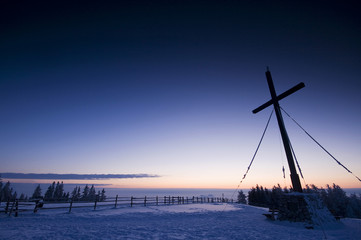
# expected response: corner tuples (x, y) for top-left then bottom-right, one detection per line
(0, 195), (233, 217)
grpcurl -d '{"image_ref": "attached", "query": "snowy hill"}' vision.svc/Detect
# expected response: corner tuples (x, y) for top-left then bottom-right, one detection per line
(1, 203), (360, 239)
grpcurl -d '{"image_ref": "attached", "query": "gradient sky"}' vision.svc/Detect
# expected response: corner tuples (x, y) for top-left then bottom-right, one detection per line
(1, 0), (360, 189)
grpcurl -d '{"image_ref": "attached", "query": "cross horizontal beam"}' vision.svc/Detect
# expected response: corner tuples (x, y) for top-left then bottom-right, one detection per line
(252, 82), (305, 114)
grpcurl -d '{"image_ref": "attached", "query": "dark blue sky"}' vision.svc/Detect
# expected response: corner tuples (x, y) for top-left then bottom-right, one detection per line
(1, 0), (360, 188)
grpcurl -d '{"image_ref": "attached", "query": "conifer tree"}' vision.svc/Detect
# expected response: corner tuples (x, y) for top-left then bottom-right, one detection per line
(100, 188), (106, 202)
(270, 185), (283, 209)
(44, 182), (56, 201)
(54, 182), (60, 200)
(325, 184), (348, 217)
(54, 181), (64, 201)
(71, 186), (79, 201)
(89, 185), (96, 201)
(64, 192), (70, 200)
(76, 186), (81, 200)
(32, 184), (42, 199)
(1, 181), (13, 201)
(0, 177), (3, 201)
(346, 194), (361, 218)
(82, 185), (89, 200)
(247, 183), (361, 219)
(19, 193), (26, 200)
(12, 191), (17, 200)
(237, 190), (247, 204)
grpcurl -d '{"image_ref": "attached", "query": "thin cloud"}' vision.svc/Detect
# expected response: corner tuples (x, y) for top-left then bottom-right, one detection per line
(0, 173), (160, 180)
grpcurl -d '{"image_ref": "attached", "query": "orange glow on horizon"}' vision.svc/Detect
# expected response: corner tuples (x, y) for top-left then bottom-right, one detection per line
(4, 177), (360, 190)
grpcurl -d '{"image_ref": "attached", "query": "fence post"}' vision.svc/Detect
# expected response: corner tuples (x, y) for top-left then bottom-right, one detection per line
(15, 200), (18, 217)
(164, 196), (166, 205)
(156, 196), (158, 206)
(94, 195), (98, 210)
(115, 195), (118, 208)
(168, 196), (171, 205)
(9, 200), (15, 216)
(33, 201), (37, 213)
(5, 198), (10, 214)
(69, 199), (73, 213)
(131, 196), (133, 207)
(144, 196), (147, 206)
(114, 194), (118, 208)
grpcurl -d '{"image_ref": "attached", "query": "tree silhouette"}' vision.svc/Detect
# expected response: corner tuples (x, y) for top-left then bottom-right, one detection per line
(32, 184), (42, 199)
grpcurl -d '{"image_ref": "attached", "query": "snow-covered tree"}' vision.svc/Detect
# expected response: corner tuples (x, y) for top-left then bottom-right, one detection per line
(346, 194), (361, 218)
(324, 184), (348, 217)
(248, 185), (272, 207)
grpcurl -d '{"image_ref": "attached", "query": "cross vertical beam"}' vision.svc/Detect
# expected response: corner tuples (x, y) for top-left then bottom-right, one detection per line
(253, 69), (304, 193)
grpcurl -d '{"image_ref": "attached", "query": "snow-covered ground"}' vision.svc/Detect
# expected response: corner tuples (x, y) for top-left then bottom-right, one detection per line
(1, 203), (360, 239)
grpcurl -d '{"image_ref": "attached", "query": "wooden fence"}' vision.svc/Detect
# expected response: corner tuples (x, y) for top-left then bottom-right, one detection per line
(1, 195), (233, 217)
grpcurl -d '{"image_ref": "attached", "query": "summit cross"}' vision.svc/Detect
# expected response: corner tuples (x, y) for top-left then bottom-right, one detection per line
(253, 69), (305, 193)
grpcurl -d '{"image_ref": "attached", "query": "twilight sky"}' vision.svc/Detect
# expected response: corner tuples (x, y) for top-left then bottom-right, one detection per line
(1, 0), (360, 189)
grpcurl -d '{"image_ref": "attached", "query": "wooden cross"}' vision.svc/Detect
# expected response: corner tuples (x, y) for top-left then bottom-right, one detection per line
(253, 69), (305, 192)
